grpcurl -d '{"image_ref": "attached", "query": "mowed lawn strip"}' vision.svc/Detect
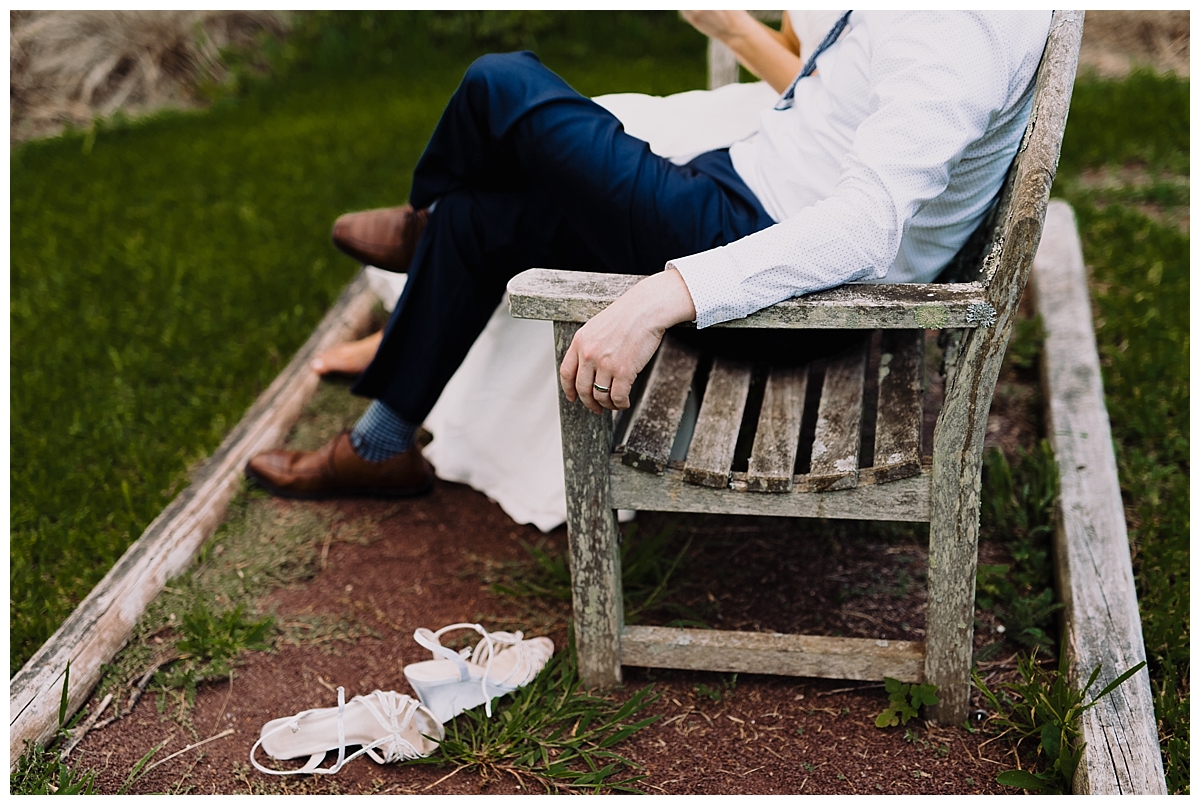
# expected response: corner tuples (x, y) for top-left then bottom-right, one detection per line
(1052, 68), (1189, 793)
(10, 11), (709, 669)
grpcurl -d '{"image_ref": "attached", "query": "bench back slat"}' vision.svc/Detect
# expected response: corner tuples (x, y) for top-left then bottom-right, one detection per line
(746, 365), (809, 493)
(619, 334), (701, 474)
(873, 330), (925, 483)
(808, 340), (869, 492)
(682, 357), (753, 489)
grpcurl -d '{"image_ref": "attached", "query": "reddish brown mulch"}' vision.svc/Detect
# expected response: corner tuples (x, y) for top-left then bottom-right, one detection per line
(69, 477), (1028, 794)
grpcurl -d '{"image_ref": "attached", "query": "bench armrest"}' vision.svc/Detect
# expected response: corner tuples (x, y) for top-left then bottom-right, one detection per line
(507, 268), (995, 330)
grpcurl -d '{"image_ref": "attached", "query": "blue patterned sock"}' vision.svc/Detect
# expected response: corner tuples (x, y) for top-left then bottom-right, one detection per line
(350, 401), (418, 462)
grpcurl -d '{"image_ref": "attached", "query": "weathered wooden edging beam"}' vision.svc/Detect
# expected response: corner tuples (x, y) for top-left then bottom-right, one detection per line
(9, 270), (378, 770)
(1032, 200), (1167, 794)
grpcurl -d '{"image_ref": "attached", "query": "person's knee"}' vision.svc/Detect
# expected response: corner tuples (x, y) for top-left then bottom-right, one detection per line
(463, 51), (541, 90)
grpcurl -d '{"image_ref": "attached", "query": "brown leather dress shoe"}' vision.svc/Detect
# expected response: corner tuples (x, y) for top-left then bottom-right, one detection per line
(331, 205), (429, 272)
(245, 431), (434, 500)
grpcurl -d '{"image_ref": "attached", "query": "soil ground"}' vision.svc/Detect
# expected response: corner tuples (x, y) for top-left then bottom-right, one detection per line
(71, 494), (1023, 795)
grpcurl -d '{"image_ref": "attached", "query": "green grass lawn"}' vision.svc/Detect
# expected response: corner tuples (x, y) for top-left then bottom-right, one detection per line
(10, 11), (708, 670)
(10, 12), (1188, 793)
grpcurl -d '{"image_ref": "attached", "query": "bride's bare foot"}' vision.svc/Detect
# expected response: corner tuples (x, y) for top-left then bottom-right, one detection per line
(311, 331), (384, 376)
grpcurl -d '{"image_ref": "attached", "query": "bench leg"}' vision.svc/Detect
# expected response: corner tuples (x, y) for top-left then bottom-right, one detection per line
(925, 454), (981, 725)
(925, 328), (999, 725)
(554, 322), (624, 689)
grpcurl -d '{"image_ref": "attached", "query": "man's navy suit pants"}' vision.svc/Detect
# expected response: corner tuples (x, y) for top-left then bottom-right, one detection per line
(351, 51), (848, 423)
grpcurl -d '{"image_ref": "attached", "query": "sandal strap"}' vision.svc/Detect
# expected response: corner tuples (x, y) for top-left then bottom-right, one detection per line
(474, 630), (544, 692)
(413, 623), (489, 681)
(354, 690), (430, 764)
(250, 686), (349, 776)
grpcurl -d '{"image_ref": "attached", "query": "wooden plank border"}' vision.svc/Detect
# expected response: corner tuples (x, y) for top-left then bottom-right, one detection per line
(9, 269), (379, 769)
(1032, 200), (1167, 794)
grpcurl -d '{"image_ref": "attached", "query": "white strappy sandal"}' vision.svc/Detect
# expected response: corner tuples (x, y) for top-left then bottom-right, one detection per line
(250, 688), (443, 776)
(403, 623), (554, 722)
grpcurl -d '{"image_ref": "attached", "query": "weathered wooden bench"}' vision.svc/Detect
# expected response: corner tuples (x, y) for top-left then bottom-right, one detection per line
(509, 11), (1084, 724)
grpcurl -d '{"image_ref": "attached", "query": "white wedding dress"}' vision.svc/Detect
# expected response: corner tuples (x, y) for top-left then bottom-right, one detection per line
(366, 12), (842, 531)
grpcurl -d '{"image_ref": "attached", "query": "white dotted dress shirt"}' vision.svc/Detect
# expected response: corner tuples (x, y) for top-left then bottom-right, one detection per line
(670, 11), (1053, 328)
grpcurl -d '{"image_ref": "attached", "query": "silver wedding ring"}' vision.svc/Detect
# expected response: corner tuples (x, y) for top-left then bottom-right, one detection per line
(593, 383), (611, 394)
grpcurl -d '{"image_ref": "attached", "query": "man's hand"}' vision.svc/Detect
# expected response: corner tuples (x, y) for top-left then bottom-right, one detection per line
(560, 269), (697, 414)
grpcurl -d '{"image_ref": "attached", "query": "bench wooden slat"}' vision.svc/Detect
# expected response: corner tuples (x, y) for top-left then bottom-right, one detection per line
(682, 357), (752, 488)
(508, 269), (995, 330)
(745, 365), (808, 493)
(809, 341), (868, 492)
(621, 625), (925, 682)
(873, 329), (925, 483)
(619, 334), (700, 474)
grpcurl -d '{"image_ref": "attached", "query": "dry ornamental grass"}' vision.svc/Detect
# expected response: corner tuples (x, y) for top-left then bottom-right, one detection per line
(10, 10), (288, 142)
(1078, 11), (1189, 78)
(9, 10), (1189, 144)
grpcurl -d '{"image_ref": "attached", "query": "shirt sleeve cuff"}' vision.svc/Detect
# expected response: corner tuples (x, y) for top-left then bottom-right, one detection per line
(667, 246), (749, 329)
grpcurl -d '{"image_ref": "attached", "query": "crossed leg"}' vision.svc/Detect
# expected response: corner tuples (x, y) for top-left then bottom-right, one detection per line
(250, 51), (774, 499)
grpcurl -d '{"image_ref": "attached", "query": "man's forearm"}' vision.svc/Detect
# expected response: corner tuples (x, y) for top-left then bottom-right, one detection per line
(721, 18), (802, 94)
(681, 11), (801, 94)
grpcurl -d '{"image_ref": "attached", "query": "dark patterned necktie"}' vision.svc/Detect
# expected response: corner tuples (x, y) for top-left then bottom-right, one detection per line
(774, 11), (853, 111)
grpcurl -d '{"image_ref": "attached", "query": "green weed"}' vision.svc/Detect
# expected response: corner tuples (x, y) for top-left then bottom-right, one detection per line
(405, 639), (659, 793)
(95, 480), (366, 714)
(903, 727), (950, 757)
(116, 741), (169, 795)
(875, 677), (940, 728)
(10, 664), (98, 795)
(10, 742), (98, 795)
(974, 651), (1147, 793)
(153, 602), (273, 703)
(693, 673), (738, 703)
(490, 539), (572, 604)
